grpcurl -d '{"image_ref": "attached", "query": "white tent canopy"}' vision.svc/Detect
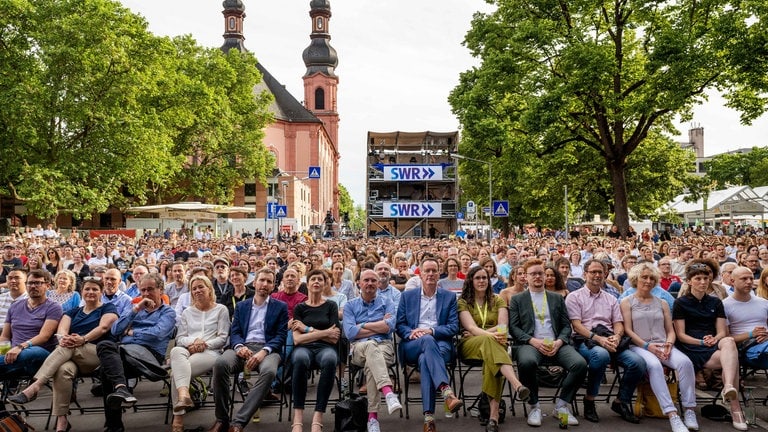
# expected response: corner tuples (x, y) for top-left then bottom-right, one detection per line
(661, 186), (768, 223)
(126, 201), (256, 220)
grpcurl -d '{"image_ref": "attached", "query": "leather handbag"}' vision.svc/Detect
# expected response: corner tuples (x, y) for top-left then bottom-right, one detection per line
(0, 411), (33, 432)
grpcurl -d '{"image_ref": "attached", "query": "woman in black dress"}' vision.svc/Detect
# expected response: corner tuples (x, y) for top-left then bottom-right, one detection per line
(290, 269), (341, 432)
(672, 259), (745, 430)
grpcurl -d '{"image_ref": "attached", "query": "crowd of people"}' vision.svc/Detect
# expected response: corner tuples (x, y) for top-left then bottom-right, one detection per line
(0, 225), (768, 432)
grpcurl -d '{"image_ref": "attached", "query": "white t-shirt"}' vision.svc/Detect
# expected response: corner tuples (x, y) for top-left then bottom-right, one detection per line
(723, 295), (768, 335)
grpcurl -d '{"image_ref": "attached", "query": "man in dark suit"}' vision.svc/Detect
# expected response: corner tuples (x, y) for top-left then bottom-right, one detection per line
(396, 256), (462, 432)
(509, 259), (587, 427)
(208, 267), (288, 432)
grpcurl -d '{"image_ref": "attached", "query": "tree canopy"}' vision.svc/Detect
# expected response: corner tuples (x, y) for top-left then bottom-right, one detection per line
(0, 0), (274, 219)
(704, 147), (768, 189)
(450, 0), (768, 235)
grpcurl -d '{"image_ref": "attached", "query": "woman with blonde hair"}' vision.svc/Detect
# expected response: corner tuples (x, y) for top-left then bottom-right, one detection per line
(170, 275), (230, 432)
(755, 267), (768, 300)
(48, 270), (81, 313)
(621, 262), (698, 432)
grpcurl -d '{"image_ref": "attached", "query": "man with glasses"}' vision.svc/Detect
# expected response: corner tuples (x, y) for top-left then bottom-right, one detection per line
(212, 257), (234, 304)
(396, 257), (462, 432)
(125, 265), (148, 299)
(746, 254), (763, 282)
(0, 269), (62, 377)
(97, 273), (175, 432)
(565, 259), (646, 424)
(510, 259), (587, 427)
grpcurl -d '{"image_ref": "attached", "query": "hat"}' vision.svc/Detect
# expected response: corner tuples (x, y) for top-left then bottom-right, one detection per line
(213, 257), (229, 267)
(2, 244), (14, 249)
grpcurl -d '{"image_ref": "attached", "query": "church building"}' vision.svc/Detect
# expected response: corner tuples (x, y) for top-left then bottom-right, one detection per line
(223, 0), (340, 232)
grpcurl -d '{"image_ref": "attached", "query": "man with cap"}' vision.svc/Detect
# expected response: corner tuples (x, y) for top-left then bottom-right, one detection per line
(0, 244), (23, 287)
(212, 257), (234, 304)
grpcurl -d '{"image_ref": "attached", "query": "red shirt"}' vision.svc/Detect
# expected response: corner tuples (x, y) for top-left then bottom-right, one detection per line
(660, 275), (681, 290)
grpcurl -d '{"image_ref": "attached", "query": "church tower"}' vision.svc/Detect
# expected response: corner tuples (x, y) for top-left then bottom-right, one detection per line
(302, 0), (339, 147)
(221, 0), (246, 52)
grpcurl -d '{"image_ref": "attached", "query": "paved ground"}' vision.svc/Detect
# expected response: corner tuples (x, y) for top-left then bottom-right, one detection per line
(6, 370), (768, 432)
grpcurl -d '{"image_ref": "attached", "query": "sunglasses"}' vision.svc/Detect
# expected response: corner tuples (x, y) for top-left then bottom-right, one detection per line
(83, 276), (102, 282)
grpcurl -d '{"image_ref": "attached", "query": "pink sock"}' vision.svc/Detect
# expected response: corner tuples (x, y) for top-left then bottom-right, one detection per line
(381, 385), (393, 396)
(368, 412), (378, 421)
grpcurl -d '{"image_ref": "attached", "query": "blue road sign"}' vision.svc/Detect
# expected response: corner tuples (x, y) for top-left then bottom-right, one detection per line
(492, 200), (510, 217)
(275, 205), (287, 218)
(308, 166), (321, 179)
(457, 212), (464, 220)
(267, 202), (276, 219)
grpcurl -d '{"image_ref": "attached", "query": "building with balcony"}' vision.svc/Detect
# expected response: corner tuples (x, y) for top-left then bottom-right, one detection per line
(366, 131), (459, 238)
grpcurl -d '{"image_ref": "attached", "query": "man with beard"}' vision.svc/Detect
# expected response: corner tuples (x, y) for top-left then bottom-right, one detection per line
(0, 269), (62, 376)
(343, 269), (402, 432)
(566, 259), (645, 424)
(374, 263), (401, 306)
(208, 268), (288, 432)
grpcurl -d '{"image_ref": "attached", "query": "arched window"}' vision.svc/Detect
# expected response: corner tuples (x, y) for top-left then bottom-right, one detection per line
(314, 88), (325, 110)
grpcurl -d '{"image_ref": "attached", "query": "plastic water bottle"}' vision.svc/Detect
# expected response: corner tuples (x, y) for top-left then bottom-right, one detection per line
(744, 386), (756, 426)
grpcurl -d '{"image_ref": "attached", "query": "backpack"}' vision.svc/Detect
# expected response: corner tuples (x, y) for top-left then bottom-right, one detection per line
(478, 393), (506, 425)
(332, 394), (367, 432)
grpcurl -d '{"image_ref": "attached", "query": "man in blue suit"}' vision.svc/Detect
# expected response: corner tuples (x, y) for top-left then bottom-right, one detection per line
(396, 256), (462, 432)
(208, 267), (289, 432)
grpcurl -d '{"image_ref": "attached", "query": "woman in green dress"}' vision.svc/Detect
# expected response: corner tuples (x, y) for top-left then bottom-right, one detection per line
(458, 266), (529, 432)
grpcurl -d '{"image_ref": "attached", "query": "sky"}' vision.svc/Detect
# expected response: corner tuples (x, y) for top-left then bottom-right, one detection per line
(119, 0), (768, 205)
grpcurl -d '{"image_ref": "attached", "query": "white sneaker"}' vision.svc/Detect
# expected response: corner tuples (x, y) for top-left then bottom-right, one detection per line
(527, 407), (542, 427)
(367, 418), (381, 432)
(385, 393), (402, 415)
(554, 406), (580, 426)
(683, 409), (699, 431)
(670, 414), (689, 432)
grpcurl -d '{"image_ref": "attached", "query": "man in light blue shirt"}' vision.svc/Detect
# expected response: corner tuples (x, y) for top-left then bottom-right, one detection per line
(343, 269), (401, 431)
(374, 262), (401, 305)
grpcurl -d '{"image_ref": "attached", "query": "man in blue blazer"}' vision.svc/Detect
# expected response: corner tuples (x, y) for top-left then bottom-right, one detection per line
(208, 267), (289, 432)
(396, 256), (462, 432)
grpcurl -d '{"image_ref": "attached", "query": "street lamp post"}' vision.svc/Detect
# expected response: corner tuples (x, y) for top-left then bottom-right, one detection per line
(281, 180), (289, 241)
(451, 153), (492, 242)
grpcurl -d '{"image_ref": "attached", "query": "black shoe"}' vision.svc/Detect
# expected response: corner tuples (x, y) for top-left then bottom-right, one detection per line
(486, 419), (499, 432)
(583, 399), (599, 423)
(106, 386), (136, 410)
(611, 400), (640, 424)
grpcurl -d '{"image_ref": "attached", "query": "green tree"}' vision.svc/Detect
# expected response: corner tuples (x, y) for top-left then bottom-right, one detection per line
(0, 0), (181, 219)
(0, 0), (274, 219)
(338, 184), (354, 218)
(157, 37), (274, 203)
(704, 147), (768, 189)
(450, 0), (768, 237)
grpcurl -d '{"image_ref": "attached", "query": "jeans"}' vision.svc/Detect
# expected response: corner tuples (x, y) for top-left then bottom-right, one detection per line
(291, 345), (338, 412)
(400, 335), (453, 413)
(0, 346), (50, 377)
(576, 343), (646, 404)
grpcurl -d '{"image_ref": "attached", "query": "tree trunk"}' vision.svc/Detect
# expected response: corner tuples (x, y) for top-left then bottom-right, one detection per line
(607, 158), (630, 238)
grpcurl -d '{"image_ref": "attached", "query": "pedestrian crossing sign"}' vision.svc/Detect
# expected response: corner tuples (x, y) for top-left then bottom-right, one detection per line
(492, 200), (509, 217)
